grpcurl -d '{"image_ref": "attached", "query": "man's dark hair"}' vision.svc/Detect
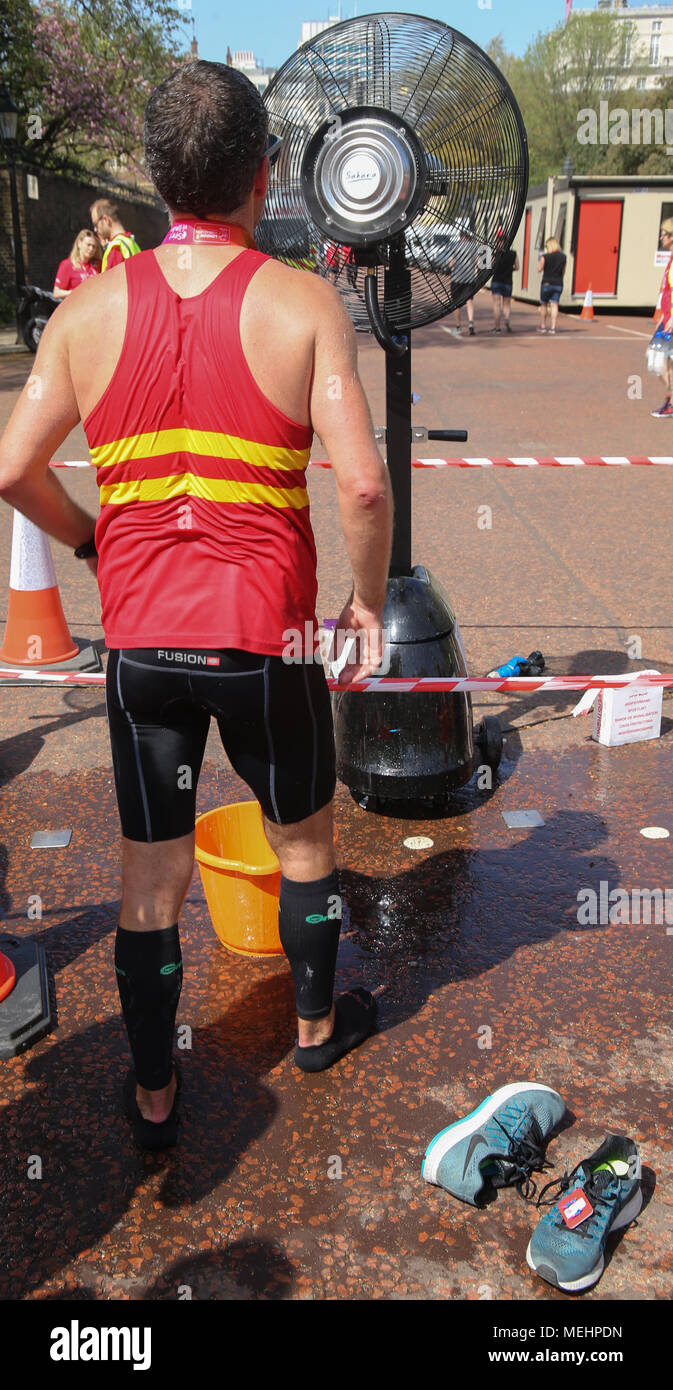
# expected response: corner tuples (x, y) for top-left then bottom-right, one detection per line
(144, 61), (268, 218)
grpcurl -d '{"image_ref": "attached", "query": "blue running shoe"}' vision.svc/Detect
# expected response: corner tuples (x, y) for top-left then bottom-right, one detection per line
(422, 1082), (565, 1206)
(526, 1134), (642, 1292)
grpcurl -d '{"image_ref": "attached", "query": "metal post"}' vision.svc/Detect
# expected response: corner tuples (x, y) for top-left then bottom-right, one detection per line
(384, 238), (412, 577)
(5, 149), (26, 333)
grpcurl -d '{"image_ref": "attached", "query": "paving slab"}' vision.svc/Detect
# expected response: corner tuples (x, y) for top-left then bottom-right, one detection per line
(1, 695), (671, 1301)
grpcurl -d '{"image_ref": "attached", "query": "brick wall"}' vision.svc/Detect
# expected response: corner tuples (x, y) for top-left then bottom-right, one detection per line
(0, 162), (168, 312)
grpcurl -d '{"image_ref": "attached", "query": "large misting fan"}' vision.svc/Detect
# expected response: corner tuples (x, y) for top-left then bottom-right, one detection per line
(258, 12), (528, 812)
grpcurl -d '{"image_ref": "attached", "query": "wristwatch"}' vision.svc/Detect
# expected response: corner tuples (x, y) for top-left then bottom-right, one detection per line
(74, 534), (97, 559)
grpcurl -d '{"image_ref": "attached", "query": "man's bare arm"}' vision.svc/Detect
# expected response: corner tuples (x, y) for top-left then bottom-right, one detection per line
(0, 305), (97, 547)
(309, 280), (393, 613)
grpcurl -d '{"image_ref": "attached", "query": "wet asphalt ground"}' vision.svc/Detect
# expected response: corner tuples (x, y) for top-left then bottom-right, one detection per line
(0, 293), (671, 1302)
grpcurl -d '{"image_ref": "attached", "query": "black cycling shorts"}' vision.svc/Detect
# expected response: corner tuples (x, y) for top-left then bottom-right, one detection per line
(105, 648), (336, 842)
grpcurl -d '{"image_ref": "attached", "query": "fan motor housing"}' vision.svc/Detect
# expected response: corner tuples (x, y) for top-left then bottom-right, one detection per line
(302, 106), (427, 246)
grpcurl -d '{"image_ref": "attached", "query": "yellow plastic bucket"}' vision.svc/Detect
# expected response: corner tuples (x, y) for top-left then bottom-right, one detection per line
(194, 801), (282, 957)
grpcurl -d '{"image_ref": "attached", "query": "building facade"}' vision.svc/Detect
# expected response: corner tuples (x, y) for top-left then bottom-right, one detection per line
(576, 2), (673, 90)
(300, 18), (341, 46)
(229, 50), (277, 93)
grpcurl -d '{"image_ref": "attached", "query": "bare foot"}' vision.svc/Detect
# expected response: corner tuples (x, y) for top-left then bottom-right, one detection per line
(136, 1068), (177, 1124)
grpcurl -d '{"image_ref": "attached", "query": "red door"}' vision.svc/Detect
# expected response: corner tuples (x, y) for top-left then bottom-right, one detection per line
(574, 200), (622, 295)
(522, 208), (531, 290)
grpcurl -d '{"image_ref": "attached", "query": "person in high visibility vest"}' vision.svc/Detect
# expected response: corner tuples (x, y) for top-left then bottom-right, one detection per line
(90, 198), (141, 271)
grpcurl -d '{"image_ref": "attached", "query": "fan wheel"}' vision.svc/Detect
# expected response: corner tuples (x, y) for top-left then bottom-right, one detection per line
(474, 715), (503, 771)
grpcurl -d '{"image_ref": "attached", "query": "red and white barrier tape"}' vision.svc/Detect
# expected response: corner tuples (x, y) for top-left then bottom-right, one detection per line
(407, 456), (673, 468)
(1, 668), (672, 692)
(333, 673), (673, 693)
(51, 456), (673, 470)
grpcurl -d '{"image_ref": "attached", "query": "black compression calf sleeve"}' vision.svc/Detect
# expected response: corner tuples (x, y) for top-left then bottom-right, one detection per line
(114, 923), (182, 1090)
(278, 870), (342, 1020)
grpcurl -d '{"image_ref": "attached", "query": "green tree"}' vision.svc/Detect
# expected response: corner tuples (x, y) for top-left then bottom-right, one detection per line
(600, 74), (673, 175)
(0, 0), (40, 102)
(2, 0), (188, 177)
(485, 34), (510, 76)
(490, 11), (645, 184)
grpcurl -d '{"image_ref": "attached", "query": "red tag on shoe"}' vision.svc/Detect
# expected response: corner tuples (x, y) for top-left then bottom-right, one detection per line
(557, 1187), (594, 1229)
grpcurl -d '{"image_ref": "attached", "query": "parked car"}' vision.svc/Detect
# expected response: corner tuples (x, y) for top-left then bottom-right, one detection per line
(405, 223), (458, 271)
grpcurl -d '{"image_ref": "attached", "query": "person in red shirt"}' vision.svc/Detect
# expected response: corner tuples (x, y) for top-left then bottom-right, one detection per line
(651, 218), (673, 417)
(0, 61), (392, 1148)
(53, 229), (101, 298)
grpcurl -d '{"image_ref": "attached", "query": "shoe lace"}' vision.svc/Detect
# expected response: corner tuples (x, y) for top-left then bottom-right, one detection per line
(489, 1112), (551, 1202)
(535, 1163), (616, 1238)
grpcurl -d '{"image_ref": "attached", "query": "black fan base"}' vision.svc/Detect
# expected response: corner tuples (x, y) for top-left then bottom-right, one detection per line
(333, 566), (486, 816)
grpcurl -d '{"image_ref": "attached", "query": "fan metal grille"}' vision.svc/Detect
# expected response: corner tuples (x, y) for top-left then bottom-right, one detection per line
(257, 12), (528, 332)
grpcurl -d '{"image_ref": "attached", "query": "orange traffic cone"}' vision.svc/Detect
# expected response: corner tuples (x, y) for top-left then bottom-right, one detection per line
(580, 284), (595, 321)
(0, 949), (16, 1003)
(0, 511), (78, 665)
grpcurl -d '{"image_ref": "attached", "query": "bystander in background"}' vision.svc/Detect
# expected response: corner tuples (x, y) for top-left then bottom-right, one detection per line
(449, 229), (479, 336)
(90, 199), (141, 271)
(537, 237), (566, 335)
(53, 230), (101, 299)
(490, 236), (518, 334)
(650, 218), (673, 417)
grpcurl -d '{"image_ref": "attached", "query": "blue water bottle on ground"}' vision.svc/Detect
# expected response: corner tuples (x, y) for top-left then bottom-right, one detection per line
(487, 656), (527, 678)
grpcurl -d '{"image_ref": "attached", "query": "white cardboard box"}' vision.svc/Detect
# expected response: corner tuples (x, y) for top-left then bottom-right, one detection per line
(573, 670), (663, 747)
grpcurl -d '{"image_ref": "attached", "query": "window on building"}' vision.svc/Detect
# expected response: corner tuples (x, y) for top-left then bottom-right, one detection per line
(650, 34), (661, 65)
(604, 75), (615, 90)
(535, 207), (546, 250)
(637, 77), (647, 90)
(555, 203), (567, 250)
(653, 20), (662, 32)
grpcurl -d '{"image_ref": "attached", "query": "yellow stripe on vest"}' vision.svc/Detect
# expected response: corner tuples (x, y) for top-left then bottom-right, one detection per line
(91, 428), (310, 474)
(99, 474), (310, 508)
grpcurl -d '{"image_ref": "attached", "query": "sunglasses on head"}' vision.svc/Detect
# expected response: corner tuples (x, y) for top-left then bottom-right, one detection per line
(266, 133), (283, 167)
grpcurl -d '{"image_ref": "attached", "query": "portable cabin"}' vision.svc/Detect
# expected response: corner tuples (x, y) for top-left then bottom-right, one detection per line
(512, 174), (673, 310)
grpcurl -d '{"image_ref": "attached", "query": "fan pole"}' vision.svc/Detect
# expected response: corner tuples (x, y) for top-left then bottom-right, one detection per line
(384, 238), (412, 578)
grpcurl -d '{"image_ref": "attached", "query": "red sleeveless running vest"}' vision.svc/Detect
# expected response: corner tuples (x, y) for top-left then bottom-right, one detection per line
(84, 248), (316, 653)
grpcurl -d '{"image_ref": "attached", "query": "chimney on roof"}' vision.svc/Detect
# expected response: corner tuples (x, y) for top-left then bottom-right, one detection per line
(226, 46), (232, 64)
